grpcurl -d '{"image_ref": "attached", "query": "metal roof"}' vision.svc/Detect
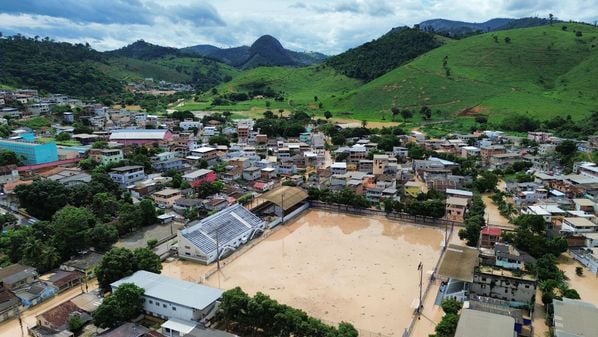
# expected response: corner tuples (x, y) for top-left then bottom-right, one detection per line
(553, 298), (598, 337)
(261, 186), (309, 211)
(455, 309), (515, 337)
(181, 204), (265, 255)
(109, 129), (168, 140)
(111, 271), (223, 310)
(437, 244), (479, 283)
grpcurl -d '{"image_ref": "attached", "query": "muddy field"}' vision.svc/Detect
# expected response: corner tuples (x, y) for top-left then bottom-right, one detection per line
(163, 210), (444, 336)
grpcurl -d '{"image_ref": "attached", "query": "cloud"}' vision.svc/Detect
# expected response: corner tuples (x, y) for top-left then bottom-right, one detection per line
(0, 0), (225, 26)
(0, 0), (596, 55)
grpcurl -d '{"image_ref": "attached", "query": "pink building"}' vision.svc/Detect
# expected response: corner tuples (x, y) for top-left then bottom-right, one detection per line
(109, 129), (173, 146)
(182, 169), (217, 188)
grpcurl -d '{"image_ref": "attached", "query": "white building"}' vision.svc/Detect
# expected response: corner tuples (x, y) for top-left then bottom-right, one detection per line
(562, 217), (598, 234)
(330, 162), (347, 175)
(111, 271), (223, 322)
(178, 204), (266, 264)
(179, 120), (202, 131)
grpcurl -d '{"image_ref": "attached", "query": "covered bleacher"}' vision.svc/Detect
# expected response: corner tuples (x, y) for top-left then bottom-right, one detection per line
(178, 204), (266, 264)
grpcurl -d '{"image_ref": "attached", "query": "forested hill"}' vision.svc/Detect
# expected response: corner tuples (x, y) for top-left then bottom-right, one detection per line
(0, 35), (122, 97)
(107, 40), (180, 60)
(0, 35), (239, 97)
(418, 17), (551, 37)
(325, 27), (444, 81)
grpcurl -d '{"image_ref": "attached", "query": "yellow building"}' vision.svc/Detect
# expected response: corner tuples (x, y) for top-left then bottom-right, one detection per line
(404, 181), (423, 198)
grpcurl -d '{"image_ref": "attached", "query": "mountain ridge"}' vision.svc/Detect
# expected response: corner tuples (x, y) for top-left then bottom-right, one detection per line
(182, 35), (327, 69)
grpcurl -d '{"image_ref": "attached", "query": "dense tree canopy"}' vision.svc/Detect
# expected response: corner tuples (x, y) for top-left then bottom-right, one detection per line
(93, 283), (145, 328)
(96, 247), (162, 292)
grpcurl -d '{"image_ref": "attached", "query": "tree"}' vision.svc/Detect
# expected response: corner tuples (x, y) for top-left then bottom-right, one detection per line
(504, 37), (511, 43)
(361, 120), (368, 129)
(51, 206), (96, 259)
(133, 248), (162, 274)
(391, 107), (400, 121)
(576, 31), (583, 37)
(400, 109), (413, 121)
(93, 283), (144, 328)
(209, 135), (230, 147)
(419, 106), (432, 120)
(55, 132), (71, 141)
(0, 150), (22, 166)
(324, 111), (332, 120)
(441, 298), (463, 315)
(96, 247), (137, 292)
(87, 224), (119, 252)
(475, 171), (498, 193)
(563, 288), (581, 299)
(138, 199), (157, 226)
(555, 140), (577, 157)
(549, 13), (554, 25)
(15, 180), (70, 220)
(434, 313), (459, 337)
(67, 315), (85, 333)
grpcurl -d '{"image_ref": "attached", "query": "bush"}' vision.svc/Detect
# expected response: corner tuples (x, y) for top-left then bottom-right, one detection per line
(576, 266), (584, 276)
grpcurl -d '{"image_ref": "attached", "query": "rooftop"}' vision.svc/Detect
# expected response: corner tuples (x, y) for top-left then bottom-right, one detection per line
(455, 309), (515, 337)
(446, 197), (469, 207)
(0, 263), (37, 285)
(437, 245), (479, 283)
(261, 186), (309, 211)
(563, 217), (597, 228)
(182, 169), (214, 179)
(553, 298), (598, 337)
(111, 165), (144, 172)
(111, 271), (223, 310)
(109, 129), (169, 140)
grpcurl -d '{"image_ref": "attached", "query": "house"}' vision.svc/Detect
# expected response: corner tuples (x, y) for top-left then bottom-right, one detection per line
(60, 251), (103, 279)
(178, 204), (266, 264)
(561, 217), (598, 234)
(111, 270), (224, 322)
(373, 154), (396, 176)
(494, 243), (535, 270)
(0, 164), (19, 185)
(460, 146), (480, 158)
(13, 281), (57, 307)
(446, 189), (473, 200)
(260, 167), (276, 180)
(174, 198), (204, 214)
(153, 188), (182, 208)
(0, 286), (20, 323)
(0, 263), (38, 289)
(109, 129), (173, 146)
(470, 266), (536, 307)
(552, 298), (598, 337)
(97, 322), (150, 337)
(89, 148), (124, 165)
(480, 145), (506, 165)
(109, 166), (146, 186)
(182, 169), (216, 188)
(480, 227), (501, 248)
(254, 181), (274, 192)
(152, 152), (184, 172)
(35, 300), (91, 332)
(573, 198), (595, 213)
(40, 270), (83, 293)
(454, 309), (515, 337)
(190, 146), (219, 163)
(446, 197), (469, 222)
(242, 167), (261, 181)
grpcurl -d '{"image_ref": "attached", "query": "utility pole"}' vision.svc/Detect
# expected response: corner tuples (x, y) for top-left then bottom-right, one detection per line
(417, 262), (423, 316)
(281, 192), (284, 224)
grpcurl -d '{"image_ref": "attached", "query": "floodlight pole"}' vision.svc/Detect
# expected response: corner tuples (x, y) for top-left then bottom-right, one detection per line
(215, 229), (221, 270)
(281, 192), (284, 224)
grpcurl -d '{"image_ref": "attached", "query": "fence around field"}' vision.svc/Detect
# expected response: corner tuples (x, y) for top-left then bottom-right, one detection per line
(310, 200), (463, 228)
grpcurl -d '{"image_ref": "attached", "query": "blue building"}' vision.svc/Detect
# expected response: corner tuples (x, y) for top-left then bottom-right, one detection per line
(0, 140), (59, 165)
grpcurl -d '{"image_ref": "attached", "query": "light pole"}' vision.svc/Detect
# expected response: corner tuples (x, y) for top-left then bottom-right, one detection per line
(418, 262), (424, 313)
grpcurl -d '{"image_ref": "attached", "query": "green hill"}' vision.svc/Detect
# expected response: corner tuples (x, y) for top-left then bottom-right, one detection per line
(0, 36), (239, 97)
(326, 27), (444, 81)
(177, 66), (361, 113)
(331, 23), (598, 122)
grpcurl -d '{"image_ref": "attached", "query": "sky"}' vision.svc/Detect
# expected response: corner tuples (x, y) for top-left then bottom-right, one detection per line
(0, 0), (596, 55)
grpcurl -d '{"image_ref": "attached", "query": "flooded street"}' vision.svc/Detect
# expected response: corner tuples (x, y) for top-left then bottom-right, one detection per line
(165, 210), (443, 336)
(559, 254), (598, 305)
(0, 281), (98, 337)
(482, 194), (513, 229)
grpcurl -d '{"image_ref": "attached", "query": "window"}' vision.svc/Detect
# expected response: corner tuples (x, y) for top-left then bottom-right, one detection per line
(149, 300), (153, 304)
(172, 307), (176, 311)
(155, 301), (160, 306)
(163, 304), (167, 308)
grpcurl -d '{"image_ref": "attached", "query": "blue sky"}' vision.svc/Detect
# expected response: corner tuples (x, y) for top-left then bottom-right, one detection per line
(0, 0), (596, 54)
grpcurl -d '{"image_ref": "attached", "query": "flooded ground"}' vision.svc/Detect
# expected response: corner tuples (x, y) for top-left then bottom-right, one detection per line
(559, 253), (598, 305)
(482, 194), (513, 229)
(115, 221), (184, 250)
(162, 210), (443, 336)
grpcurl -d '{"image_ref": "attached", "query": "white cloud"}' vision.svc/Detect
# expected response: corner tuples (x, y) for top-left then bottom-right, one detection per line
(0, 0), (596, 55)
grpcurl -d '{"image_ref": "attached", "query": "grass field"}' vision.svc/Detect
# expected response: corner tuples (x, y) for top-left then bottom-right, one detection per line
(15, 116), (52, 129)
(180, 23), (598, 124)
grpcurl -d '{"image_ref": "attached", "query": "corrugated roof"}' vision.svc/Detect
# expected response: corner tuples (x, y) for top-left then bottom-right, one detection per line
(111, 271), (223, 310)
(109, 129), (168, 140)
(455, 309), (515, 337)
(437, 244), (479, 282)
(261, 186), (308, 211)
(553, 298), (598, 337)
